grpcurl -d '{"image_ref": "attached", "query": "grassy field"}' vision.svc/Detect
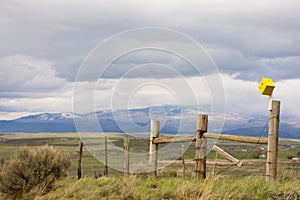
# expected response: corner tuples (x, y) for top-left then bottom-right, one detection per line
(0, 133), (300, 199)
(0, 132), (300, 177)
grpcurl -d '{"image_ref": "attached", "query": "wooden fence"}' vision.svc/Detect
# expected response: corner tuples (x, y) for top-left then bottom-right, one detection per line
(122, 100), (280, 183)
(76, 100), (280, 182)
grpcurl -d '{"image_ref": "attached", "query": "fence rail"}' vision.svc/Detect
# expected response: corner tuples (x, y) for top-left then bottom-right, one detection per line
(153, 133), (268, 144)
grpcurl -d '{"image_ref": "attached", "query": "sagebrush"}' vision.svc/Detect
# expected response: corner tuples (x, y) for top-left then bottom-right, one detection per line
(0, 145), (71, 199)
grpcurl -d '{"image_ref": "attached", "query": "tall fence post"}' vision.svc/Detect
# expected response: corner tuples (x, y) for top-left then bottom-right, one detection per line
(124, 137), (130, 178)
(104, 136), (108, 176)
(266, 100), (280, 183)
(149, 120), (160, 178)
(182, 144), (186, 179)
(0, 158), (5, 166)
(195, 114), (208, 179)
(77, 141), (83, 180)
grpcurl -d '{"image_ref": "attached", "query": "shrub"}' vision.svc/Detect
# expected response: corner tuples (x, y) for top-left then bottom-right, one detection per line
(250, 149), (261, 159)
(0, 145), (71, 199)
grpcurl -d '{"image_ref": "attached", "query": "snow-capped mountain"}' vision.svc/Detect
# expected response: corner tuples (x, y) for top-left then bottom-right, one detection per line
(16, 113), (82, 121)
(0, 105), (299, 139)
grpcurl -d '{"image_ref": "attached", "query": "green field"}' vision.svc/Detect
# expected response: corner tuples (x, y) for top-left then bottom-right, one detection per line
(0, 133), (300, 199)
(0, 133), (300, 178)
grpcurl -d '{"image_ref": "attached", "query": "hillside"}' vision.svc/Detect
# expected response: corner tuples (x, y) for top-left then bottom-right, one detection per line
(0, 106), (299, 139)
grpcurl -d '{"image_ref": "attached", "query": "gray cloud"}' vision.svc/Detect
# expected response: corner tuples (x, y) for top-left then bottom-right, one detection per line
(209, 49), (300, 81)
(1, 0), (299, 82)
(1, 0), (300, 118)
(90, 50), (198, 79)
(0, 55), (67, 95)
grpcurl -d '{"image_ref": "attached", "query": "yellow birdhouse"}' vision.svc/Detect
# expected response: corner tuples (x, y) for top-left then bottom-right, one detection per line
(258, 78), (275, 96)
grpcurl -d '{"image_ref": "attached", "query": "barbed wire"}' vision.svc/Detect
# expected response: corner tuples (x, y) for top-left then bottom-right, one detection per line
(214, 116), (277, 175)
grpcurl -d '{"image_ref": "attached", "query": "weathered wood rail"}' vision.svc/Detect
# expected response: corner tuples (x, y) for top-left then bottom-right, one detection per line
(152, 133), (268, 144)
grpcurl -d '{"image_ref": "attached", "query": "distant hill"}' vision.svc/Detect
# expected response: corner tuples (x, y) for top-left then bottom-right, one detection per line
(0, 113), (78, 133)
(0, 106), (299, 139)
(223, 123), (300, 139)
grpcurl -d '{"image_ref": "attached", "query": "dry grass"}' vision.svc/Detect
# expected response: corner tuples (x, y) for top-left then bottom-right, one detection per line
(30, 173), (300, 200)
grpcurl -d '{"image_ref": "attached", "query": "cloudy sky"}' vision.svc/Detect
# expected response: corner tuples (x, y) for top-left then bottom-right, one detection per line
(0, 0), (300, 120)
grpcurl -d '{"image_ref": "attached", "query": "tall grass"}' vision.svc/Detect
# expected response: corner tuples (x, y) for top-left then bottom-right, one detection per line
(35, 170), (300, 200)
(1, 163), (298, 199)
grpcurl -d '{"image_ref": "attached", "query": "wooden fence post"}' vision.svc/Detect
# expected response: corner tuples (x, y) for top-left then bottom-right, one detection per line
(104, 136), (108, 176)
(149, 120), (160, 178)
(195, 114), (208, 179)
(182, 144), (185, 179)
(124, 137), (130, 178)
(266, 100), (280, 183)
(0, 158), (5, 166)
(77, 141), (83, 180)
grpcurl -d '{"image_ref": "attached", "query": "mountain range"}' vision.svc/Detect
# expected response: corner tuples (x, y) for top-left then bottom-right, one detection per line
(0, 105), (299, 139)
